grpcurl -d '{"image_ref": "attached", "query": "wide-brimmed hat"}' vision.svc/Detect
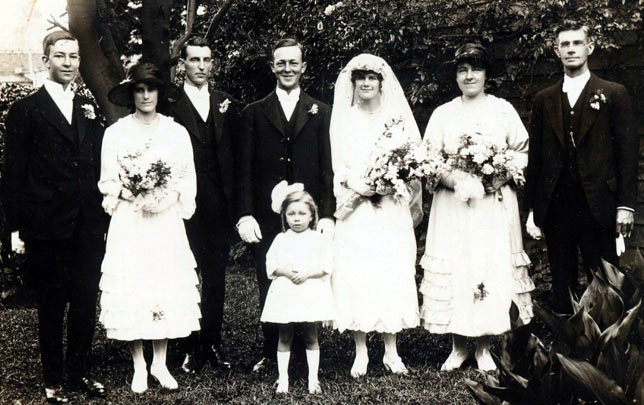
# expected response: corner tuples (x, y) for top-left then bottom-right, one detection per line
(108, 62), (182, 107)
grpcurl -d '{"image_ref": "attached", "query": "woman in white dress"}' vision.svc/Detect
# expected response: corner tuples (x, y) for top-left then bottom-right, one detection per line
(420, 44), (534, 371)
(330, 54), (421, 378)
(98, 63), (201, 393)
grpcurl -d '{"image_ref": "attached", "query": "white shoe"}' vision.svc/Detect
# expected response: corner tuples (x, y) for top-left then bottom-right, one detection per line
(308, 379), (321, 394)
(150, 364), (178, 390)
(131, 367), (148, 393)
(440, 349), (469, 371)
(350, 353), (368, 378)
(383, 353), (408, 375)
(475, 348), (496, 372)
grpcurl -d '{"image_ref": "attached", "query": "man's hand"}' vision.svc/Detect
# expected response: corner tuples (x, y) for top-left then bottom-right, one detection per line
(237, 215), (262, 243)
(526, 210), (544, 240)
(616, 208), (635, 238)
(11, 231), (25, 254)
(317, 218), (335, 238)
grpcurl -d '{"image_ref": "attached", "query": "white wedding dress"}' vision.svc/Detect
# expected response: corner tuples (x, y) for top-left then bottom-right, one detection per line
(98, 114), (201, 341)
(331, 107), (420, 333)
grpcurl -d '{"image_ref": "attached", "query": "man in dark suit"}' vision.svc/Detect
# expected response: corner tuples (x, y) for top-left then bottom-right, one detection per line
(235, 38), (335, 372)
(169, 36), (239, 372)
(1, 30), (109, 403)
(525, 21), (638, 314)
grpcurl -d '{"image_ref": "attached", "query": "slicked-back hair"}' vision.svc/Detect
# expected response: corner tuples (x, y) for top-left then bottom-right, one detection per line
(271, 38), (305, 61)
(555, 20), (592, 43)
(180, 36), (212, 59)
(42, 30), (78, 57)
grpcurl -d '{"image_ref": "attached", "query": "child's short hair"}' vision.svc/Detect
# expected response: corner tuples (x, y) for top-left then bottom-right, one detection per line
(280, 190), (319, 232)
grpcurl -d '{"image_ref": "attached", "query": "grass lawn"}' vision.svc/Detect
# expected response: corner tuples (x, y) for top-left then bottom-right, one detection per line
(1, 262), (506, 404)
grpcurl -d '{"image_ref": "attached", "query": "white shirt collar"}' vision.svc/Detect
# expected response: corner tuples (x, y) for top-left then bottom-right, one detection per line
(562, 70), (591, 93)
(43, 79), (74, 124)
(44, 79), (75, 100)
(184, 81), (210, 98)
(275, 87), (300, 103)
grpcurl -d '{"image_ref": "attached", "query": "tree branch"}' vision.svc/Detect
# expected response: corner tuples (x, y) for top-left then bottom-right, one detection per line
(204, 0), (235, 41)
(169, 0), (197, 78)
(46, 14), (69, 32)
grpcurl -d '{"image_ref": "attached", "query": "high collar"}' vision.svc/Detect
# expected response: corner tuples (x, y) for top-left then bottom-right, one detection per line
(44, 78), (75, 100)
(562, 70), (591, 93)
(275, 86), (300, 103)
(184, 81), (210, 98)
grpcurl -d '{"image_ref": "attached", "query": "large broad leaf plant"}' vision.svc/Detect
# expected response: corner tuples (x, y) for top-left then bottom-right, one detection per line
(465, 250), (644, 404)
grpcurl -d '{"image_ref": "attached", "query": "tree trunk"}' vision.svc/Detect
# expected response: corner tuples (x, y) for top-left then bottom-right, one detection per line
(141, 0), (173, 83)
(67, 0), (128, 125)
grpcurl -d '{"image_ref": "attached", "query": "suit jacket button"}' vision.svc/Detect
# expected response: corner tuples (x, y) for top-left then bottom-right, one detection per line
(72, 161), (78, 167)
(279, 157), (285, 161)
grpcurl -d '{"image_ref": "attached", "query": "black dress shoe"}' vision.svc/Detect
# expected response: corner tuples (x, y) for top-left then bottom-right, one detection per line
(207, 345), (232, 369)
(68, 377), (107, 398)
(44, 386), (69, 404)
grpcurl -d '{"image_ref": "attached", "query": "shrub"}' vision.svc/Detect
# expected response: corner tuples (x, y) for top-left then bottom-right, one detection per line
(465, 250), (644, 404)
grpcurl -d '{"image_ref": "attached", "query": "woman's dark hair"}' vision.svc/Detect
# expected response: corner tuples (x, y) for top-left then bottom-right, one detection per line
(350, 69), (384, 84)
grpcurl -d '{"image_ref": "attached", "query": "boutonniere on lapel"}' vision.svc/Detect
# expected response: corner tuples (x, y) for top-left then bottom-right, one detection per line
(219, 98), (231, 113)
(81, 104), (97, 120)
(308, 104), (319, 115)
(589, 89), (607, 110)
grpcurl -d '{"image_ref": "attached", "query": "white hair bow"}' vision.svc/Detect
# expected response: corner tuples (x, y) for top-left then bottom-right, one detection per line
(271, 180), (304, 214)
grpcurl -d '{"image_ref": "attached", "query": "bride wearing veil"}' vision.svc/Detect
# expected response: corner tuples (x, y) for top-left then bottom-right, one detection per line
(330, 54), (421, 377)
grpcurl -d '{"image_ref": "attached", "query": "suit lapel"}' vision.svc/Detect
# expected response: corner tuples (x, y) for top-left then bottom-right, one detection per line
(73, 98), (89, 144)
(210, 92), (224, 144)
(292, 92), (313, 138)
(544, 79), (565, 146)
(175, 92), (203, 142)
(577, 74), (601, 146)
(260, 91), (286, 136)
(36, 87), (77, 145)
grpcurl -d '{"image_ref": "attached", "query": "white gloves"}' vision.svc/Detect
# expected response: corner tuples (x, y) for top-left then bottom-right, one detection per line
(526, 210), (543, 240)
(237, 215), (262, 243)
(317, 217), (335, 238)
(453, 174), (485, 202)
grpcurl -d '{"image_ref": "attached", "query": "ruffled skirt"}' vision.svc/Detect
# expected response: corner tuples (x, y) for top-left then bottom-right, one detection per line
(420, 186), (534, 337)
(332, 196), (420, 333)
(99, 201), (201, 341)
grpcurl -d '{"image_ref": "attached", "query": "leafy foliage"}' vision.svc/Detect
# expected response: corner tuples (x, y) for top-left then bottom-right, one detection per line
(190, 0), (644, 118)
(465, 251), (644, 404)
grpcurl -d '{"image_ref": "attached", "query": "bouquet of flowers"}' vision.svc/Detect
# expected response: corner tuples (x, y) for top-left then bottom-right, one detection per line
(118, 149), (176, 209)
(334, 117), (446, 220)
(442, 132), (525, 202)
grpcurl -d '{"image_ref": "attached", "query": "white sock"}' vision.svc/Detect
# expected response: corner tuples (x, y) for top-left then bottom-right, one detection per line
(277, 351), (291, 383)
(306, 349), (320, 383)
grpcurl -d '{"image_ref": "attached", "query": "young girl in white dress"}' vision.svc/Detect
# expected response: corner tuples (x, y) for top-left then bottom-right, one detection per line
(98, 62), (201, 393)
(260, 181), (336, 394)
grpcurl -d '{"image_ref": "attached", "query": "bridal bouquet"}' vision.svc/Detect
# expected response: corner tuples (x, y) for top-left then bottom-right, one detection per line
(334, 117), (446, 220)
(443, 132), (525, 202)
(118, 149), (176, 208)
